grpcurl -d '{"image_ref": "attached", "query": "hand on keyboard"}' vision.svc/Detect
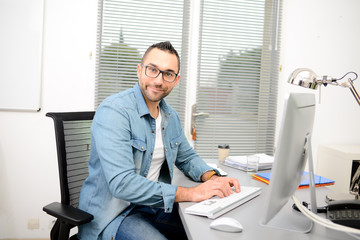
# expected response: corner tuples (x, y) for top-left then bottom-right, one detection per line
(209, 176), (241, 197)
(175, 176), (240, 203)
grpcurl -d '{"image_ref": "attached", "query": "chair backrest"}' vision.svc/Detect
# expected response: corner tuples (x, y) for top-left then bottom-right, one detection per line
(47, 111), (95, 208)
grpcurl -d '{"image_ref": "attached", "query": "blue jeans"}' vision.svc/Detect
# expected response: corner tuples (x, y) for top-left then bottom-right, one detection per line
(116, 205), (188, 240)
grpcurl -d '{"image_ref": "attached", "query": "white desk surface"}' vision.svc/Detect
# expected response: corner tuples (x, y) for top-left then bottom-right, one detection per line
(172, 161), (359, 240)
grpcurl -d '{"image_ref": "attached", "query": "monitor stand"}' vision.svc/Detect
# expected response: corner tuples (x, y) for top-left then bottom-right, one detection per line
(263, 201), (313, 233)
(260, 134), (317, 233)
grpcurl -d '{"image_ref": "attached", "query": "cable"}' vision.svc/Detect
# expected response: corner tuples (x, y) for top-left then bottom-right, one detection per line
(292, 195), (360, 235)
(336, 71), (358, 82)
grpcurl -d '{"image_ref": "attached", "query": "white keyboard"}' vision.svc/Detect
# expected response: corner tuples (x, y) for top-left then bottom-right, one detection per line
(185, 186), (261, 219)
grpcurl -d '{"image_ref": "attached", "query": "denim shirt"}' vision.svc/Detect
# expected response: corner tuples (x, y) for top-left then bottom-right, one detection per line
(78, 84), (214, 239)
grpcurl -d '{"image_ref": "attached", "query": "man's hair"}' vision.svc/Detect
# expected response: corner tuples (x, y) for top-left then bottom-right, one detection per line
(142, 41), (180, 73)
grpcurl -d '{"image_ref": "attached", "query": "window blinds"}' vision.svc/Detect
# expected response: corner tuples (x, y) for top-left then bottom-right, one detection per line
(194, 0), (281, 158)
(95, 0), (188, 123)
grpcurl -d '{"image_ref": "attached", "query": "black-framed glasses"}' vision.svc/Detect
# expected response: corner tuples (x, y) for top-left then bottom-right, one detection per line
(141, 65), (178, 83)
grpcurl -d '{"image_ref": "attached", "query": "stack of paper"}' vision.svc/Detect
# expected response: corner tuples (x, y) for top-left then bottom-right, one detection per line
(223, 153), (274, 171)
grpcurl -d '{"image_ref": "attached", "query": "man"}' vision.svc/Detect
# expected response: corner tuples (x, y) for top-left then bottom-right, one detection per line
(78, 41), (240, 240)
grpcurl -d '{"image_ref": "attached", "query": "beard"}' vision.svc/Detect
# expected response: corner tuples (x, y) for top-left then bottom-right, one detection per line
(140, 82), (172, 103)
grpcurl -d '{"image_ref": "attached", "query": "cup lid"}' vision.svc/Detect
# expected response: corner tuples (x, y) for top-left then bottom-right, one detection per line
(218, 144), (230, 149)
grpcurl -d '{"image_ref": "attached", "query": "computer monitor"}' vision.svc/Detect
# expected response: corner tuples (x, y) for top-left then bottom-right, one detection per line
(261, 92), (316, 233)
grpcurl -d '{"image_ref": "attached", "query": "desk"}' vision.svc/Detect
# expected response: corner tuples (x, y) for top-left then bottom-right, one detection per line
(173, 161), (358, 240)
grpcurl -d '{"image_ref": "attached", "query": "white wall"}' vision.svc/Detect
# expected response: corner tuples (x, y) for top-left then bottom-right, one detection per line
(0, 0), (97, 238)
(278, 0), (360, 170)
(1, 0), (360, 238)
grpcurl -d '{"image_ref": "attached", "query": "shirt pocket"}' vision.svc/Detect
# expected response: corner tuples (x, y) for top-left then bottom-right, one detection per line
(169, 136), (182, 163)
(170, 136), (181, 149)
(131, 139), (146, 173)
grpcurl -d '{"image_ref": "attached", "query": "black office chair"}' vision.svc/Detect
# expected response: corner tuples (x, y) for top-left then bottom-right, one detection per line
(43, 111), (95, 240)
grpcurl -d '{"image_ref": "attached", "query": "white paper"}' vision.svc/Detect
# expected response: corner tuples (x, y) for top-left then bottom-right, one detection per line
(224, 154), (274, 171)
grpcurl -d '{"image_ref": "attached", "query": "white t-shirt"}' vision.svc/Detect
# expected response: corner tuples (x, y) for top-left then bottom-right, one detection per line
(147, 112), (165, 182)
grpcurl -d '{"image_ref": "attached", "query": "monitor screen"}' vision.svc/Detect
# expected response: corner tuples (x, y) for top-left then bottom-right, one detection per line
(261, 92), (316, 232)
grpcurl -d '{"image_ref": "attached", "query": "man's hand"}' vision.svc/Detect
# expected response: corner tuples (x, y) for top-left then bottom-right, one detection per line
(175, 176), (240, 202)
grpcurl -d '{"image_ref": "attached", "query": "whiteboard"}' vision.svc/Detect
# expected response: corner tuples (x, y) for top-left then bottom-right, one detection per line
(0, 0), (44, 111)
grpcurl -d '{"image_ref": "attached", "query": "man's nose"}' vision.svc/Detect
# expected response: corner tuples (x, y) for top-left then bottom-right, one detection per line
(153, 72), (164, 84)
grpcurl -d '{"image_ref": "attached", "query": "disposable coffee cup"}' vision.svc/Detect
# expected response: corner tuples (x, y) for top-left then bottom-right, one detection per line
(218, 144), (230, 165)
(246, 154), (260, 172)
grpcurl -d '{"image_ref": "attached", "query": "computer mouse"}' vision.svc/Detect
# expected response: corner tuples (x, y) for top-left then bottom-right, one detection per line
(209, 217), (243, 233)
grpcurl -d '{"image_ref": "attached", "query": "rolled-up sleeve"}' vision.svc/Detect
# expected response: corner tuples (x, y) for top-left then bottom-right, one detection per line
(160, 183), (177, 212)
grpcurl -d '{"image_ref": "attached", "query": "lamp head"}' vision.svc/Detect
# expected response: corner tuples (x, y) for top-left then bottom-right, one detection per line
(288, 68), (320, 90)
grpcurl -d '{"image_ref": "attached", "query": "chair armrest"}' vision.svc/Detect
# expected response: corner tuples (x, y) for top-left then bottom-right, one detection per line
(43, 202), (93, 226)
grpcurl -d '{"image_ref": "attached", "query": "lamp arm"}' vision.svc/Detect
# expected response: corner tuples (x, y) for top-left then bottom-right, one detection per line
(316, 73), (360, 106)
(348, 79), (360, 106)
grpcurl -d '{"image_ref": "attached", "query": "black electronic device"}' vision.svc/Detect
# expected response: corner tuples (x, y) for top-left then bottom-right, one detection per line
(326, 200), (360, 229)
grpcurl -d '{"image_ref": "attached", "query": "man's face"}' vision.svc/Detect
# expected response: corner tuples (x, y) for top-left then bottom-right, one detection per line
(137, 48), (180, 104)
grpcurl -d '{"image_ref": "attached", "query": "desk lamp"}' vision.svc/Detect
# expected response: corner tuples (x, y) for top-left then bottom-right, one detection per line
(288, 68), (360, 106)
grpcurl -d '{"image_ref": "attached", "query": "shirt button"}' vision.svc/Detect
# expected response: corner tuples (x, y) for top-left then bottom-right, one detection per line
(152, 130), (155, 133)
(175, 142), (178, 145)
(150, 152), (153, 156)
(141, 146), (144, 150)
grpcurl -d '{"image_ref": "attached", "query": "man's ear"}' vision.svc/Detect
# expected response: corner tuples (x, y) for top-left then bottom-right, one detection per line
(137, 64), (142, 79)
(173, 74), (180, 87)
